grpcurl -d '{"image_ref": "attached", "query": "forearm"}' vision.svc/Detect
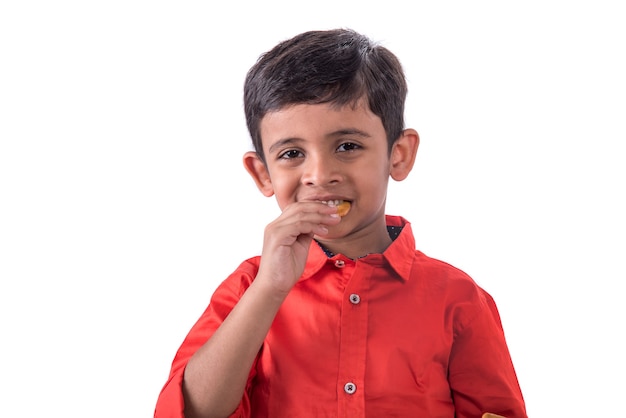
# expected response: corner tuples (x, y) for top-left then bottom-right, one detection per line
(182, 278), (286, 418)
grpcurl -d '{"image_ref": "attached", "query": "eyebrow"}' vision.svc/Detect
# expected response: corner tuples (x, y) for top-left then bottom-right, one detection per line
(268, 138), (303, 154)
(267, 129), (372, 154)
(331, 128), (371, 139)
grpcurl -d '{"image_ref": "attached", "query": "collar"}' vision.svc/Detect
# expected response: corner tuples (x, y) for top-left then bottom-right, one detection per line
(301, 215), (416, 282)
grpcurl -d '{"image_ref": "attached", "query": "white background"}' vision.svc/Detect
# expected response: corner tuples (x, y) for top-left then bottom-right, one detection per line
(1, 1), (624, 417)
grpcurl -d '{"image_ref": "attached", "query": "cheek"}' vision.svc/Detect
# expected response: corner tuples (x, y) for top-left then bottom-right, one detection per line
(359, 159), (390, 182)
(268, 172), (299, 202)
(355, 162), (390, 197)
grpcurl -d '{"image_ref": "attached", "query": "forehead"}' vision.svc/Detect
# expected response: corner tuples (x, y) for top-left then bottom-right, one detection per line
(259, 101), (384, 147)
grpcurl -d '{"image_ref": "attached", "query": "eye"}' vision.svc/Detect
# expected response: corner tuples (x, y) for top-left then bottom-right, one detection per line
(337, 142), (361, 152)
(278, 149), (304, 159)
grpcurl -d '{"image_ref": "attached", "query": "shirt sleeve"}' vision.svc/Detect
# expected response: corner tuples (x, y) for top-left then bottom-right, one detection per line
(448, 288), (528, 418)
(153, 260), (259, 418)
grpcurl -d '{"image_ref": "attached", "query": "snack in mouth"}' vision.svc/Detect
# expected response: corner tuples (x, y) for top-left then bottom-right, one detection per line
(336, 201), (351, 217)
(320, 200), (351, 217)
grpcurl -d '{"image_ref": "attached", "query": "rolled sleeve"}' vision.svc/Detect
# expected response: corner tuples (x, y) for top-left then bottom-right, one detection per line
(154, 367), (186, 418)
(154, 260), (259, 418)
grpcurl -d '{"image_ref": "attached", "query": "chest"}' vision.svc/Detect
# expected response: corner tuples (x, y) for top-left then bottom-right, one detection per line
(252, 267), (456, 417)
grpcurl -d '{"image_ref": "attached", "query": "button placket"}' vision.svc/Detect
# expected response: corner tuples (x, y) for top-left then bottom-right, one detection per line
(336, 260), (367, 415)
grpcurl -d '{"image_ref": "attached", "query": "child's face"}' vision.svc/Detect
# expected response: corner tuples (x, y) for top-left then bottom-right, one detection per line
(253, 100), (395, 237)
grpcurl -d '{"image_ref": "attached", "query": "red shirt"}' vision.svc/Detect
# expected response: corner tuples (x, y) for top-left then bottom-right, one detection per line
(155, 216), (527, 418)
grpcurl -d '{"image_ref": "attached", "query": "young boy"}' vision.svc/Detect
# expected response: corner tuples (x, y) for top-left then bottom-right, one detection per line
(154, 28), (527, 418)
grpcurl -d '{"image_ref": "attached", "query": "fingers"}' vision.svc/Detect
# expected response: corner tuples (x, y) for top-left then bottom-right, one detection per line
(292, 203), (342, 236)
(273, 201), (342, 238)
(257, 201), (342, 293)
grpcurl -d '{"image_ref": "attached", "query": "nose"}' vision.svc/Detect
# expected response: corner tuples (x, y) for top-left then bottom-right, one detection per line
(301, 154), (341, 186)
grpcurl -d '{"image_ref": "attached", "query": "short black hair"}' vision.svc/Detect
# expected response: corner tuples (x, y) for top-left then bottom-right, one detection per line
(244, 28), (408, 162)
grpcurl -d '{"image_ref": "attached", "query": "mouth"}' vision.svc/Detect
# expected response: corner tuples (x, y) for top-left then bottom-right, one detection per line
(320, 199), (351, 217)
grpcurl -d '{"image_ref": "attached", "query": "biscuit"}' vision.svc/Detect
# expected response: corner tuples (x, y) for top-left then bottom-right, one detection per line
(336, 201), (351, 217)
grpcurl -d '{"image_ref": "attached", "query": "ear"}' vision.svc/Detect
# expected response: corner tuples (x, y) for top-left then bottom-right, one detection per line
(389, 128), (419, 181)
(243, 151), (275, 197)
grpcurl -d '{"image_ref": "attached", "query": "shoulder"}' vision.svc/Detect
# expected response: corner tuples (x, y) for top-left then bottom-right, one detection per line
(410, 251), (495, 321)
(412, 250), (477, 287)
(211, 256), (262, 300)
(232, 255), (262, 279)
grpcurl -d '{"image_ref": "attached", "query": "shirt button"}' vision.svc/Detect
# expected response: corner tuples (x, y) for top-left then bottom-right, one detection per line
(349, 294), (361, 304)
(344, 382), (357, 394)
(334, 259), (345, 268)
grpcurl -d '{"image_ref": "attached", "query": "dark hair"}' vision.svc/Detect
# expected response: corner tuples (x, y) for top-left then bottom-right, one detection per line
(244, 28), (408, 162)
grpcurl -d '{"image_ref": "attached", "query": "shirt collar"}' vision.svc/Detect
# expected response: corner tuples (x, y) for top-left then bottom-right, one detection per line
(301, 215), (415, 282)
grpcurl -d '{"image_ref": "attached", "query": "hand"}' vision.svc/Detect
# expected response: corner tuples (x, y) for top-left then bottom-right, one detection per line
(257, 201), (341, 296)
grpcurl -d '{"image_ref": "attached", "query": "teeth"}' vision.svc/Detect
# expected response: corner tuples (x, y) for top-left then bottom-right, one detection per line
(321, 200), (343, 207)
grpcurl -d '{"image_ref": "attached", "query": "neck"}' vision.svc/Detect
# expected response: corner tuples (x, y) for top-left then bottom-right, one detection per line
(316, 217), (392, 259)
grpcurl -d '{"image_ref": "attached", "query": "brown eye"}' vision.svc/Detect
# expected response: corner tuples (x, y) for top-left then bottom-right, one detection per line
(337, 142), (361, 152)
(279, 149), (304, 159)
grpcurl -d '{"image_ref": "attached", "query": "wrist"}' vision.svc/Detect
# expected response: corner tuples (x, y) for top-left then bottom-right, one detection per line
(250, 273), (292, 304)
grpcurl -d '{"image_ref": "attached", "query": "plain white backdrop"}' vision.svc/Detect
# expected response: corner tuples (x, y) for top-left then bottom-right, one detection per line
(1, 1), (624, 417)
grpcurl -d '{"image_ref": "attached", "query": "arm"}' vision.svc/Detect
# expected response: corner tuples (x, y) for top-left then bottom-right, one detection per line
(449, 291), (527, 418)
(182, 202), (341, 418)
(181, 276), (286, 418)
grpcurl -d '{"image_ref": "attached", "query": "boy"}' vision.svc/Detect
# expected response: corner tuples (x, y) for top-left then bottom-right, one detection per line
(155, 28), (527, 418)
